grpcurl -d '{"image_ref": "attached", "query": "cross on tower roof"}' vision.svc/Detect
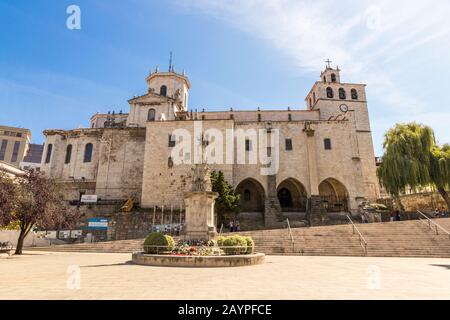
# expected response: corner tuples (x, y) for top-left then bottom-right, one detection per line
(325, 59), (332, 69)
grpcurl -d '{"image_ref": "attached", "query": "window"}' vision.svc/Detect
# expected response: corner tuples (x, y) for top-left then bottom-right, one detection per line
(326, 87), (334, 98)
(65, 144), (72, 164)
(244, 189), (251, 201)
(323, 76), (326, 82)
(267, 147), (272, 157)
(331, 73), (337, 82)
(313, 92), (316, 103)
(351, 89), (358, 100)
(160, 85), (167, 97)
(309, 98), (312, 108)
(288, 113), (292, 121)
(258, 114), (261, 122)
(16, 133), (22, 138)
(11, 141), (20, 163)
(45, 144), (53, 163)
(148, 108), (156, 121)
(168, 134), (176, 147)
(324, 138), (332, 150)
(83, 143), (93, 163)
(339, 88), (346, 99)
(245, 139), (252, 151)
(0, 140), (7, 161)
(285, 139), (293, 151)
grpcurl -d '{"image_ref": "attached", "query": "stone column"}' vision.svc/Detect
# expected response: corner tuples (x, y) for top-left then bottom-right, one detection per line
(304, 122), (319, 195)
(303, 122), (323, 225)
(264, 175), (282, 227)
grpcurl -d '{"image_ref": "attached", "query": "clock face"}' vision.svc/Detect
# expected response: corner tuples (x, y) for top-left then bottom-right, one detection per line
(339, 104), (349, 113)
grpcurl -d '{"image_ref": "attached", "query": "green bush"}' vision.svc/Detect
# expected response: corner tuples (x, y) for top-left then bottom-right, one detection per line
(216, 236), (226, 247)
(143, 232), (174, 254)
(222, 235), (247, 255)
(243, 236), (255, 254)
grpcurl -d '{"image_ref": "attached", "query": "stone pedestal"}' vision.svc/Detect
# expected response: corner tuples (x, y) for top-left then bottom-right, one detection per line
(183, 191), (218, 241)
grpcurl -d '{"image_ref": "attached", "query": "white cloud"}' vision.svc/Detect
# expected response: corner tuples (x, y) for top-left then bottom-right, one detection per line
(175, 0), (450, 151)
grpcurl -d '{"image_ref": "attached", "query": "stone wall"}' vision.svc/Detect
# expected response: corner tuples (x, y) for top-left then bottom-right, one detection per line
(379, 192), (448, 213)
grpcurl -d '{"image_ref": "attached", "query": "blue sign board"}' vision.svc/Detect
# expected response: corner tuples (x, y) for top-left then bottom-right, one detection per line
(87, 218), (109, 230)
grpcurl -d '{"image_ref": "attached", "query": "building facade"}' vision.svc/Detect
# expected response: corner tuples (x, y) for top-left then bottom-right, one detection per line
(40, 65), (380, 227)
(0, 125), (31, 168)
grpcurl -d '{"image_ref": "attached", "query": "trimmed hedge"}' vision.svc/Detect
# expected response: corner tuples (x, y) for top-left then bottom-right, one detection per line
(222, 235), (248, 255)
(216, 236), (226, 247)
(243, 236), (255, 254)
(143, 232), (175, 254)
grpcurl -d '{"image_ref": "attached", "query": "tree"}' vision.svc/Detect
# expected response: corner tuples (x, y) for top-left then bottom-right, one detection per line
(377, 123), (450, 211)
(0, 170), (81, 254)
(210, 171), (240, 226)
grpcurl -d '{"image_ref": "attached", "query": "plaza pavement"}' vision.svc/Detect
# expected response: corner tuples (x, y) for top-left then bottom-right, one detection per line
(0, 251), (449, 300)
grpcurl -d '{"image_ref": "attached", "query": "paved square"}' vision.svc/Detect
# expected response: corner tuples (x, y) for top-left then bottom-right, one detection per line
(0, 251), (449, 300)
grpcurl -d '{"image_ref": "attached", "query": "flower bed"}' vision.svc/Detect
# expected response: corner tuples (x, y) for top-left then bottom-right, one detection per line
(142, 233), (255, 256)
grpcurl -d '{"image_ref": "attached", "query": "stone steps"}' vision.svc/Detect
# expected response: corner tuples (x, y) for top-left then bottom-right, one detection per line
(27, 218), (450, 258)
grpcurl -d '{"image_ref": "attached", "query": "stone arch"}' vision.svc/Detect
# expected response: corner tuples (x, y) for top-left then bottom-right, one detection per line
(319, 178), (349, 212)
(277, 178), (308, 212)
(236, 178), (265, 212)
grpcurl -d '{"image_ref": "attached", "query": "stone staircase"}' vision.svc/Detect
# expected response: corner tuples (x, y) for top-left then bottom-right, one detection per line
(26, 218), (450, 258)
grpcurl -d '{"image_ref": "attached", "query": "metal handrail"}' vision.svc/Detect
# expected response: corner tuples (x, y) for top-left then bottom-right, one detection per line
(417, 210), (450, 239)
(286, 218), (295, 249)
(346, 215), (367, 254)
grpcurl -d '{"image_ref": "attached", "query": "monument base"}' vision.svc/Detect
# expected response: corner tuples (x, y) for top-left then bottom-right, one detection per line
(183, 191), (218, 241)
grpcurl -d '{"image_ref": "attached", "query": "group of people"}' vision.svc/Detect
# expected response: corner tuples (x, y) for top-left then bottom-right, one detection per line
(433, 207), (448, 219)
(389, 210), (402, 222)
(228, 220), (240, 232)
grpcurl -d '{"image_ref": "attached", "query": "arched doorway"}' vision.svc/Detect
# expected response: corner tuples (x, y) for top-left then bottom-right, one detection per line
(236, 178), (265, 212)
(277, 178), (308, 212)
(319, 178), (349, 212)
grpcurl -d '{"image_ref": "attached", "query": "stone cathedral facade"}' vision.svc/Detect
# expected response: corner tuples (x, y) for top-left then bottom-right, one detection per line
(40, 64), (380, 228)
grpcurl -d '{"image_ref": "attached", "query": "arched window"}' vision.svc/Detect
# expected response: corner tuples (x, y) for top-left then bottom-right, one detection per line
(148, 108), (156, 121)
(160, 85), (167, 97)
(351, 89), (358, 100)
(313, 92), (316, 103)
(326, 87), (334, 98)
(84, 143), (93, 163)
(323, 76), (326, 82)
(309, 98), (312, 108)
(65, 144), (72, 164)
(331, 73), (337, 82)
(244, 189), (251, 201)
(339, 88), (346, 99)
(45, 144), (53, 164)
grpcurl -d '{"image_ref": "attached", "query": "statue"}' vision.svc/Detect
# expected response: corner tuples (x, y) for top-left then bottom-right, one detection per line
(174, 88), (183, 111)
(191, 163), (212, 192)
(182, 134), (218, 241)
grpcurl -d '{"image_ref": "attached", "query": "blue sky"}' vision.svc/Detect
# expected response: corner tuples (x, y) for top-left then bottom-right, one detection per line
(1, 0), (450, 156)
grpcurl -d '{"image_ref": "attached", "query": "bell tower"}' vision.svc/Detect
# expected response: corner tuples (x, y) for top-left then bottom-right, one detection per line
(321, 59), (341, 83)
(146, 68), (190, 112)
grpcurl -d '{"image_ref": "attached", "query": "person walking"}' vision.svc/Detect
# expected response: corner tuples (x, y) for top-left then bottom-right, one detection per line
(229, 220), (234, 232)
(389, 213), (394, 222)
(434, 208), (440, 219)
(395, 210), (401, 221)
(235, 220), (240, 232)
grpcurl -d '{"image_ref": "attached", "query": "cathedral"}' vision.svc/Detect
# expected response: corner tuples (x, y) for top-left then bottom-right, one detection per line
(40, 63), (380, 228)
